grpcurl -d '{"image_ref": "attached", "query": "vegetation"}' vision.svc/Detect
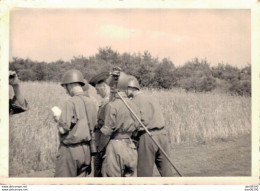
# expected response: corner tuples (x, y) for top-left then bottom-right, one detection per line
(9, 47), (251, 96)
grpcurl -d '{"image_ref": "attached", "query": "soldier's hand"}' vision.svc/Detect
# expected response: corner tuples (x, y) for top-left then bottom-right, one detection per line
(53, 115), (60, 123)
(94, 124), (102, 132)
(51, 106), (62, 122)
(94, 119), (104, 131)
(9, 71), (19, 86)
(132, 129), (140, 139)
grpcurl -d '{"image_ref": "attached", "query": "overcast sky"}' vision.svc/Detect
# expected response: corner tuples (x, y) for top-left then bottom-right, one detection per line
(10, 9), (250, 67)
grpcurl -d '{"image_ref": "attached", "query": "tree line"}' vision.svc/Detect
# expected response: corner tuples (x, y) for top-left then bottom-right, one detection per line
(9, 47), (251, 96)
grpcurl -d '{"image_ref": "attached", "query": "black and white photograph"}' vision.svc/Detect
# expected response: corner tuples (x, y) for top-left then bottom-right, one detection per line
(0, 0), (259, 186)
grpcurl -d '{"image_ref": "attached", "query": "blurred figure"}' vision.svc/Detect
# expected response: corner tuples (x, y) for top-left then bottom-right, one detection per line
(53, 69), (97, 177)
(100, 72), (139, 177)
(9, 71), (28, 115)
(127, 77), (174, 177)
(82, 79), (99, 110)
(89, 72), (111, 177)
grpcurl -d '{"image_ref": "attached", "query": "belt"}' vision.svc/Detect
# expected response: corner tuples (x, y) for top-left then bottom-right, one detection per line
(138, 127), (165, 136)
(111, 133), (135, 145)
(149, 127), (164, 132)
(61, 141), (90, 147)
(112, 132), (132, 139)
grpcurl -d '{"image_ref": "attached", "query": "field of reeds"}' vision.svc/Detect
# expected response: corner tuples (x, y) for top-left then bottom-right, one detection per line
(9, 81), (251, 176)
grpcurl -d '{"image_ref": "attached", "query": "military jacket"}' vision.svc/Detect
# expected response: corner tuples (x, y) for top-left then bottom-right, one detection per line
(58, 92), (97, 145)
(100, 93), (140, 137)
(132, 91), (165, 130)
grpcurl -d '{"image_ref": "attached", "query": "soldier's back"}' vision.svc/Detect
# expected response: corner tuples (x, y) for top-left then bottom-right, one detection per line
(132, 92), (165, 129)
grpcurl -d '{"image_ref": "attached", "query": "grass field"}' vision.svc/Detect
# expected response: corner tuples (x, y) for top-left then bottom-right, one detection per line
(9, 81), (251, 176)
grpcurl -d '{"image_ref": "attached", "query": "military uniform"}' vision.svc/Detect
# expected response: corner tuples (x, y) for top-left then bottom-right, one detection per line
(54, 92), (97, 177)
(89, 72), (111, 177)
(132, 91), (174, 177)
(9, 85), (28, 115)
(100, 93), (140, 177)
(93, 97), (110, 177)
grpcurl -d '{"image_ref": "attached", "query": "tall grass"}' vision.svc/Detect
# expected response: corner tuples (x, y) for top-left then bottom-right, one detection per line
(9, 82), (251, 176)
(144, 89), (251, 144)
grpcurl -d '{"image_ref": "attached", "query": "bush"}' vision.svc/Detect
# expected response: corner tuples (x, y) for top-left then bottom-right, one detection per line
(229, 79), (251, 96)
(18, 69), (39, 81)
(176, 58), (216, 92)
(212, 63), (240, 81)
(153, 58), (177, 89)
(181, 75), (216, 92)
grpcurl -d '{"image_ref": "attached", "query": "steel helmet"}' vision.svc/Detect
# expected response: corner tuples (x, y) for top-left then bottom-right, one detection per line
(109, 71), (130, 92)
(116, 72), (130, 91)
(128, 76), (140, 90)
(61, 69), (85, 86)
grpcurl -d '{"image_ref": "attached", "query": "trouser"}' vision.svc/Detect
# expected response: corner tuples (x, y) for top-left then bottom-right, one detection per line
(137, 129), (174, 177)
(94, 151), (105, 177)
(101, 139), (137, 177)
(54, 143), (91, 177)
(94, 129), (109, 177)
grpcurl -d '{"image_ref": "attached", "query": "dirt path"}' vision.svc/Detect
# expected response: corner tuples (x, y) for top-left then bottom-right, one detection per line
(156, 134), (251, 177)
(18, 134), (251, 177)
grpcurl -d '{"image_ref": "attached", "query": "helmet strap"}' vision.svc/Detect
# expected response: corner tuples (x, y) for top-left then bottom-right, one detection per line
(63, 84), (70, 96)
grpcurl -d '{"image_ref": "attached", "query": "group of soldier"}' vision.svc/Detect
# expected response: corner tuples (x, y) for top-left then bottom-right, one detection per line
(9, 67), (175, 177)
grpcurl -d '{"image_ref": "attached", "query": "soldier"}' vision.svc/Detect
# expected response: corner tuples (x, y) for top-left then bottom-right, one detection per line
(89, 72), (110, 106)
(127, 77), (174, 177)
(9, 71), (28, 114)
(53, 69), (97, 177)
(100, 72), (140, 177)
(82, 79), (99, 111)
(89, 72), (111, 177)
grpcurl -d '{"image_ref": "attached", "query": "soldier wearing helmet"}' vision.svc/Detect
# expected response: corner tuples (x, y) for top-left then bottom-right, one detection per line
(99, 70), (140, 177)
(127, 77), (174, 177)
(89, 71), (111, 177)
(53, 69), (97, 177)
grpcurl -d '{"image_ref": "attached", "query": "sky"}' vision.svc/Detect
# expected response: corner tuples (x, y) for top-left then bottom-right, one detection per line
(9, 9), (251, 67)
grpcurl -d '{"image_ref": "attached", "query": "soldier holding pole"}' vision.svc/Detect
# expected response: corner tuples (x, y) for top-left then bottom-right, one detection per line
(126, 77), (177, 177)
(99, 71), (140, 177)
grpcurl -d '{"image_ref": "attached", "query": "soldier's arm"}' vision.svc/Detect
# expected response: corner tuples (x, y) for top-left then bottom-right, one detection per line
(87, 99), (98, 139)
(9, 72), (28, 114)
(100, 103), (116, 136)
(9, 95), (28, 114)
(12, 85), (26, 106)
(95, 102), (108, 131)
(131, 98), (145, 131)
(57, 101), (74, 134)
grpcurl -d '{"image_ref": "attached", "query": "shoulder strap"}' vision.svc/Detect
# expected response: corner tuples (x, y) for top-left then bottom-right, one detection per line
(76, 95), (92, 133)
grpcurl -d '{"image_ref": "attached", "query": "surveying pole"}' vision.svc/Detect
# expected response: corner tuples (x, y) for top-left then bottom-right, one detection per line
(116, 91), (183, 177)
